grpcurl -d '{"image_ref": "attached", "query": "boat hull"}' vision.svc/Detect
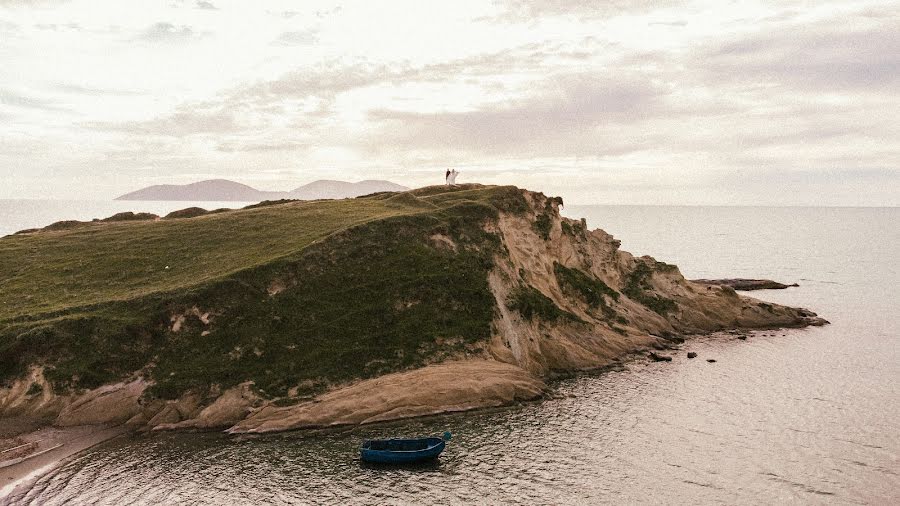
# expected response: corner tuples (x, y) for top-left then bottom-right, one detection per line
(360, 437), (446, 464)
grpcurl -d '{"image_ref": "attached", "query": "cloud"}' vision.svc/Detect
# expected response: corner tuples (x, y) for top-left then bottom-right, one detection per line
(88, 104), (236, 136)
(352, 6), (899, 170)
(34, 22), (81, 31)
(138, 22), (196, 42)
(234, 62), (398, 103)
(231, 38), (604, 107)
(485, 0), (680, 22)
(648, 20), (687, 27)
(0, 0), (70, 5)
(363, 73), (668, 157)
(0, 88), (69, 112)
(0, 19), (19, 32)
(698, 20), (900, 92)
(272, 30), (318, 46)
(71, 36), (606, 149)
(8, 0), (891, 204)
(51, 83), (144, 96)
(216, 140), (311, 153)
(195, 0), (217, 10)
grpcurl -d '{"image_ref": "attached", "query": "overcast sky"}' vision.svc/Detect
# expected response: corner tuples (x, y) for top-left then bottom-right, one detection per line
(1, 0), (897, 205)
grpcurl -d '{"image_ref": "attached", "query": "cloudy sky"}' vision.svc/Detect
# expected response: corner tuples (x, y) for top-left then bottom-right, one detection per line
(1, 0), (897, 205)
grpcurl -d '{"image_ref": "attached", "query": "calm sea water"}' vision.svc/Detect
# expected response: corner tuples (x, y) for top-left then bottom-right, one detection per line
(3, 204), (898, 505)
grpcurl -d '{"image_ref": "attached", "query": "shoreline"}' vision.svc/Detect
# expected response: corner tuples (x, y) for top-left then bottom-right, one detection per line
(0, 424), (126, 501)
(0, 325), (821, 495)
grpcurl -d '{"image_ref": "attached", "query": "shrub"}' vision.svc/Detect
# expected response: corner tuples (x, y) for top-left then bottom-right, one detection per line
(623, 262), (677, 315)
(164, 207), (209, 219)
(533, 213), (552, 240)
(99, 212), (158, 222)
(508, 285), (583, 323)
(553, 262), (622, 321)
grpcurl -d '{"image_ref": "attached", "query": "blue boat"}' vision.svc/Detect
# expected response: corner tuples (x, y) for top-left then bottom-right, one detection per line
(360, 432), (451, 464)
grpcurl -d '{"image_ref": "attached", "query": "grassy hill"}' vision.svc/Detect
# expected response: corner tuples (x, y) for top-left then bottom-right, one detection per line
(0, 185), (530, 399)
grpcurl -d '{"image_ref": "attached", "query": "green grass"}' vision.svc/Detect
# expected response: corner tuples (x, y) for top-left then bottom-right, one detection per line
(0, 198), (408, 322)
(507, 285), (583, 324)
(622, 261), (677, 315)
(532, 214), (552, 240)
(553, 262), (619, 319)
(0, 184), (529, 398)
(560, 218), (588, 239)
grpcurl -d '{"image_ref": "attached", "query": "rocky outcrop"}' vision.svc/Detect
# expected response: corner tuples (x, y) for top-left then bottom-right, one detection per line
(0, 368), (67, 422)
(54, 380), (146, 426)
(228, 361), (545, 434)
(153, 384), (261, 431)
(691, 279), (799, 291)
(477, 191), (825, 383)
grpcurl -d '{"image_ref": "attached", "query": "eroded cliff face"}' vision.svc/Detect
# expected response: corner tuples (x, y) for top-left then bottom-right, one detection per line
(483, 191), (825, 378)
(0, 187), (825, 434)
(230, 189), (825, 433)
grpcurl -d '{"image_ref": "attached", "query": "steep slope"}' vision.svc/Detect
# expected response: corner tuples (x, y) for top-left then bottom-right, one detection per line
(0, 185), (825, 433)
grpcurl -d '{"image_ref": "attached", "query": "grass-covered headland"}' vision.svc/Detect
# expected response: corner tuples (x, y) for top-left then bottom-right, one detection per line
(0, 185), (530, 399)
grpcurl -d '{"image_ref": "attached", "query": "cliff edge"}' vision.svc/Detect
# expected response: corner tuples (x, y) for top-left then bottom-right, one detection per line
(0, 185), (825, 434)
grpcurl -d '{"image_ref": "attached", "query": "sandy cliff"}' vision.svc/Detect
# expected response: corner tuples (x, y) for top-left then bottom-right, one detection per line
(226, 189), (824, 433)
(0, 186), (825, 435)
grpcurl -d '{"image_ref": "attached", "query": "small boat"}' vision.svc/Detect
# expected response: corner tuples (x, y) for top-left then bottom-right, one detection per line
(360, 432), (451, 464)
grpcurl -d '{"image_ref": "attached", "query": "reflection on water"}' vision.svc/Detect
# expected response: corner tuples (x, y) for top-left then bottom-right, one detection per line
(7, 206), (899, 505)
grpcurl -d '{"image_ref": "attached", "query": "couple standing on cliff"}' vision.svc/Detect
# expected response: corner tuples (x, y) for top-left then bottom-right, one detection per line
(445, 169), (460, 186)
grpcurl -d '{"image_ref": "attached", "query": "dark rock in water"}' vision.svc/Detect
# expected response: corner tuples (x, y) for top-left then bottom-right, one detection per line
(687, 352), (698, 359)
(706, 359), (717, 363)
(649, 352), (672, 362)
(691, 278), (799, 291)
(737, 335), (747, 340)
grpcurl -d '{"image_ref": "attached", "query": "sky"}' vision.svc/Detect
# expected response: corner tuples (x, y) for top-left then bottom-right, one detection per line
(0, 0), (897, 205)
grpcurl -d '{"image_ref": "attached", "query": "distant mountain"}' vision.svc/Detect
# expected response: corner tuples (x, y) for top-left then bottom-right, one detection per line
(116, 179), (409, 201)
(115, 179), (268, 201)
(289, 179), (409, 200)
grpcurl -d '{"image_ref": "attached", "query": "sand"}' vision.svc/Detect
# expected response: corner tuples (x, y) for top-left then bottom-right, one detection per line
(0, 423), (126, 501)
(229, 360), (547, 434)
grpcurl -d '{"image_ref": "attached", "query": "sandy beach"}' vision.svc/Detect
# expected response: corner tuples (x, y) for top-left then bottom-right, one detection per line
(0, 422), (126, 501)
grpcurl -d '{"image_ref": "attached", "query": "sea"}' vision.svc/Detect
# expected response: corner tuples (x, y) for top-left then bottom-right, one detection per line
(1, 201), (897, 505)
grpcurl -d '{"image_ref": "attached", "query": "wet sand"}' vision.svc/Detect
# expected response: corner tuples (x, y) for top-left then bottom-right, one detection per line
(0, 424), (126, 501)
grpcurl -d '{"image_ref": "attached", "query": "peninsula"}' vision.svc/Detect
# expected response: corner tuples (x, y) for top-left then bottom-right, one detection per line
(0, 185), (826, 438)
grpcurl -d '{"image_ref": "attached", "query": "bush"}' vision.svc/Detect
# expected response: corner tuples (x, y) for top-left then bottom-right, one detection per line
(99, 212), (158, 222)
(623, 262), (677, 315)
(508, 285), (582, 323)
(533, 214), (552, 240)
(164, 207), (209, 219)
(43, 220), (85, 231)
(554, 263), (619, 319)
